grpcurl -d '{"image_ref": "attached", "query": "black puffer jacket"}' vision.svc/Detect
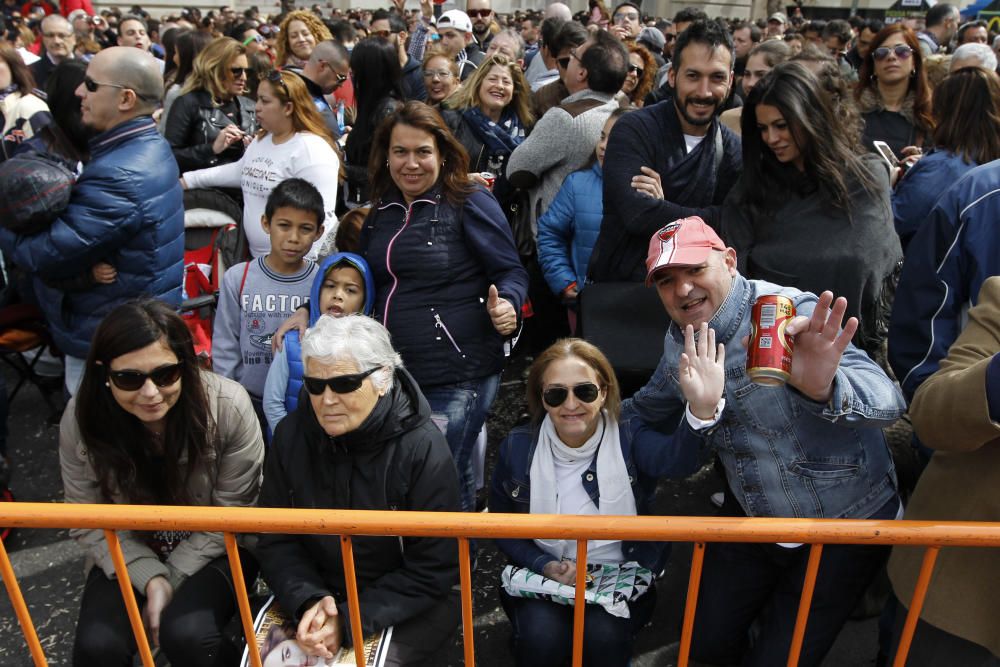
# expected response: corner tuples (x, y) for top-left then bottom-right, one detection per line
(256, 367), (461, 639)
(163, 89), (256, 172)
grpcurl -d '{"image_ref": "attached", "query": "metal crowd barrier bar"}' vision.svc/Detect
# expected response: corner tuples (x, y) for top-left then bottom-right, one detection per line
(1, 503), (999, 667)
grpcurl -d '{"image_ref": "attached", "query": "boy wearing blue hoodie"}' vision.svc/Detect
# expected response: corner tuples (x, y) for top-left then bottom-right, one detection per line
(262, 252), (375, 433)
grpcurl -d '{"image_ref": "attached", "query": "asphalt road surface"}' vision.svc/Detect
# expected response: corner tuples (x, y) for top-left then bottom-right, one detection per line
(0, 356), (884, 666)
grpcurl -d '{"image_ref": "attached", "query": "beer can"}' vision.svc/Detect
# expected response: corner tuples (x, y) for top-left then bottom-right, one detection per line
(747, 295), (795, 385)
(480, 172), (496, 191)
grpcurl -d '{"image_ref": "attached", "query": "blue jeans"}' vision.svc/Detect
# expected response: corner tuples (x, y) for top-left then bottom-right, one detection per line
(499, 585), (656, 667)
(424, 374), (500, 512)
(689, 496), (897, 667)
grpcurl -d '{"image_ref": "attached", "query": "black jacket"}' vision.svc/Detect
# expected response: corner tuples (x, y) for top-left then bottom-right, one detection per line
(163, 89), (256, 173)
(256, 367), (461, 640)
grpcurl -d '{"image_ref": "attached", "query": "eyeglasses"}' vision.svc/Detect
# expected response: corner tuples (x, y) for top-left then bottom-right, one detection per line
(542, 383), (602, 408)
(467, 8), (492, 18)
(613, 11), (639, 23)
(423, 68), (453, 80)
(267, 69), (288, 95)
(43, 31), (72, 39)
(372, 29), (392, 38)
(107, 362), (183, 391)
(873, 44), (913, 61)
(628, 64), (644, 77)
(230, 67), (251, 78)
(556, 56), (570, 69)
(242, 34), (265, 46)
(303, 367), (380, 395)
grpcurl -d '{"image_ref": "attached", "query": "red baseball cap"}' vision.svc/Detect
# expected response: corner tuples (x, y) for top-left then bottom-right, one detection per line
(645, 217), (727, 286)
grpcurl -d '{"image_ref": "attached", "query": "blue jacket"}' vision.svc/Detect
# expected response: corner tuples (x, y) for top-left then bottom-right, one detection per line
(536, 161), (603, 295)
(360, 185), (529, 389)
(489, 415), (699, 574)
(283, 252), (376, 413)
(626, 274), (904, 520)
(889, 160), (1000, 401)
(0, 117), (184, 358)
(891, 149), (980, 253)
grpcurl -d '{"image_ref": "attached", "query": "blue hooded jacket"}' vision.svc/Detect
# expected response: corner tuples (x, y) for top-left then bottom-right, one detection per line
(281, 252), (376, 414)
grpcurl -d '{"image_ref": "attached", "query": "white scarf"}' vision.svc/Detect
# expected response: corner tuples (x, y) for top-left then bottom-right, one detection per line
(529, 411), (637, 560)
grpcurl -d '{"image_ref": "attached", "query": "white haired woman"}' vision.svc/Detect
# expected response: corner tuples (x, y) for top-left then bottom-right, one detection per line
(256, 315), (462, 666)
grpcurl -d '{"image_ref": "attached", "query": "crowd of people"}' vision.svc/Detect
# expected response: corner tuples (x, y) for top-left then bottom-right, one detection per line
(0, 0), (999, 665)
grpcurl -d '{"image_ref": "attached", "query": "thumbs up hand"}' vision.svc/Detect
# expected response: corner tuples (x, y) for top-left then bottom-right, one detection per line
(487, 284), (517, 336)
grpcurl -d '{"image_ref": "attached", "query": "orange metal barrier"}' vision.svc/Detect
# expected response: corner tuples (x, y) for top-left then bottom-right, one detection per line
(2, 502), (999, 667)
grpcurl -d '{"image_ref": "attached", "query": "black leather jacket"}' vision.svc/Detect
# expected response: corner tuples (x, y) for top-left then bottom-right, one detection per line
(163, 89), (256, 172)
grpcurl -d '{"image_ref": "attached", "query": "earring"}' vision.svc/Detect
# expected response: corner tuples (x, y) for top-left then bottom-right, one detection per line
(386, 160), (389, 166)
(105, 381), (111, 388)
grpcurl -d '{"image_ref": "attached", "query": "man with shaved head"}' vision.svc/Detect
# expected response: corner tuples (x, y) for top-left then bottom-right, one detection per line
(0, 47), (184, 396)
(298, 39), (350, 136)
(31, 14), (75, 88)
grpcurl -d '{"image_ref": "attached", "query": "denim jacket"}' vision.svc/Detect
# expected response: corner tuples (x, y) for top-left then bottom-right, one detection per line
(624, 274), (905, 520)
(489, 413), (700, 574)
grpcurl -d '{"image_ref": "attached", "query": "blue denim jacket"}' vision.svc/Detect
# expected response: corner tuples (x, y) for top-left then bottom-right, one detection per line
(624, 274), (905, 520)
(489, 414), (700, 574)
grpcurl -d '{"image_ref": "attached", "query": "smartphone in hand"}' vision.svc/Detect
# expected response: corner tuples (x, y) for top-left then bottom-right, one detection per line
(873, 141), (899, 169)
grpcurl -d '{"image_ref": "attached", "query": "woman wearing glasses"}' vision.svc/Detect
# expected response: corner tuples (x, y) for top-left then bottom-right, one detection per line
(181, 69), (339, 258)
(257, 314), (463, 665)
(163, 37), (257, 173)
(855, 24), (933, 157)
(61, 299), (264, 667)
(490, 338), (697, 667)
(421, 43), (459, 108)
(619, 44), (655, 107)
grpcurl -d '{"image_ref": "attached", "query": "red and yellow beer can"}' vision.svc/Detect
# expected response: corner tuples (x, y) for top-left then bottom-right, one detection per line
(747, 295), (795, 386)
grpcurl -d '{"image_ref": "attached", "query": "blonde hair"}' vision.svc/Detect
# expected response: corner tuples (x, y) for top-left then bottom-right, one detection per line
(182, 37), (246, 101)
(422, 43), (459, 77)
(257, 70), (336, 150)
(276, 11), (332, 66)
(526, 339), (621, 423)
(443, 54), (535, 128)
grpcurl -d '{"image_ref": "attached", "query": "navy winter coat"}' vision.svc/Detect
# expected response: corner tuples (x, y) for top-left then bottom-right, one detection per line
(360, 185), (529, 389)
(0, 117), (185, 358)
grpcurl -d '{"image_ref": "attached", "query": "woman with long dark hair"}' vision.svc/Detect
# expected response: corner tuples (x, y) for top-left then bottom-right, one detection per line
(61, 299), (263, 667)
(892, 66), (1000, 252)
(855, 24), (934, 156)
(722, 62), (902, 355)
(343, 36), (403, 208)
(160, 29), (212, 133)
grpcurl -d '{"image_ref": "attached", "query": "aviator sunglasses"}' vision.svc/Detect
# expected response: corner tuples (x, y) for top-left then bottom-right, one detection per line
(303, 367), (379, 395)
(873, 44), (913, 61)
(107, 363), (183, 391)
(542, 383), (602, 408)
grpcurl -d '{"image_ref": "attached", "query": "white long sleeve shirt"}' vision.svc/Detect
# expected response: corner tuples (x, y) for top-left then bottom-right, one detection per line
(183, 132), (340, 258)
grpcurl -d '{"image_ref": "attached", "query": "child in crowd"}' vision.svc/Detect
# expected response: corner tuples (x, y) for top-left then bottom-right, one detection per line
(212, 178), (326, 425)
(536, 107), (629, 333)
(262, 251), (375, 433)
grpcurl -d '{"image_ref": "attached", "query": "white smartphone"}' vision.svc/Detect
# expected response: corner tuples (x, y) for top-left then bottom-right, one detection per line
(873, 141), (899, 169)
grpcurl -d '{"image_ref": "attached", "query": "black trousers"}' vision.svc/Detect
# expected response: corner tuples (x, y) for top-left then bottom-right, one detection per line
(72, 551), (257, 667)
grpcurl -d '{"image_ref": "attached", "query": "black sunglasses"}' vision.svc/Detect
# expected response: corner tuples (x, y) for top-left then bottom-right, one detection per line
(542, 383), (601, 408)
(467, 8), (492, 17)
(873, 44), (913, 61)
(303, 367), (379, 395)
(628, 64), (644, 77)
(556, 56), (570, 69)
(267, 69), (288, 94)
(83, 75), (126, 93)
(108, 363), (183, 391)
(230, 67), (251, 78)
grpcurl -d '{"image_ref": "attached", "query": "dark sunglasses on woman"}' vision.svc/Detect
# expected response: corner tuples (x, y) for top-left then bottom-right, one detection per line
(628, 64), (644, 77)
(873, 44), (913, 61)
(542, 383), (601, 408)
(303, 367), (380, 395)
(107, 363), (184, 391)
(230, 67), (251, 78)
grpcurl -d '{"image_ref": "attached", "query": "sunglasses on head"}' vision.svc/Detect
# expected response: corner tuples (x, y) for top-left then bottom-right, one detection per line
(628, 64), (644, 76)
(873, 44), (913, 61)
(230, 66), (251, 78)
(467, 8), (492, 17)
(107, 362), (183, 391)
(303, 367), (379, 395)
(267, 69), (288, 94)
(542, 382), (601, 408)
(259, 24), (278, 36)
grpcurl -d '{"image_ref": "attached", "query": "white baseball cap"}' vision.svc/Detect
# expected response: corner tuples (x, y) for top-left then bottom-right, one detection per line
(437, 10), (473, 34)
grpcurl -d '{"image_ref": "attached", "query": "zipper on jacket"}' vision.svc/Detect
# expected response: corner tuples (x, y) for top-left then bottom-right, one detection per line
(382, 197), (434, 328)
(432, 310), (464, 356)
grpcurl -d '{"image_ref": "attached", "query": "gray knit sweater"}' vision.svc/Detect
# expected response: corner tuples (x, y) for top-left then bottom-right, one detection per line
(507, 89), (618, 236)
